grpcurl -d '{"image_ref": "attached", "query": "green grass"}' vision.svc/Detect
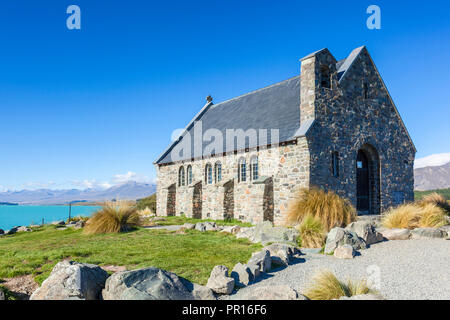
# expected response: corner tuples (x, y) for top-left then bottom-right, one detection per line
(415, 188), (450, 201)
(0, 225), (261, 286)
(154, 215), (253, 228)
(136, 194), (156, 212)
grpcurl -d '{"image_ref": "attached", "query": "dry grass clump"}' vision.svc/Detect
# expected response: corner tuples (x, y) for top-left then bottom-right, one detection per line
(84, 201), (141, 235)
(297, 215), (326, 248)
(382, 202), (447, 229)
(304, 270), (373, 300)
(286, 188), (356, 232)
(137, 207), (154, 217)
(420, 193), (450, 215)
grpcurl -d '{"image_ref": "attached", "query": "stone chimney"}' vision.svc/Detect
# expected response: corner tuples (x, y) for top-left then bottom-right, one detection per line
(299, 48), (337, 123)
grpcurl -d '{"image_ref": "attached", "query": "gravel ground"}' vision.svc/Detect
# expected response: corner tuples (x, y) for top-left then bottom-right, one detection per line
(227, 239), (450, 300)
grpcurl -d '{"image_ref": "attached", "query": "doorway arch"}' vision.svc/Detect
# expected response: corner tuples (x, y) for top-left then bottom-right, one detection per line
(356, 144), (381, 215)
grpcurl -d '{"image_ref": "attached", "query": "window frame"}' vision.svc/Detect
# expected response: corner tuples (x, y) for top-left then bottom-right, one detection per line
(178, 166), (185, 187)
(205, 163), (213, 185)
(214, 162), (222, 183)
(238, 158), (247, 183)
(250, 156), (258, 181)
(187, 165), (193, 185)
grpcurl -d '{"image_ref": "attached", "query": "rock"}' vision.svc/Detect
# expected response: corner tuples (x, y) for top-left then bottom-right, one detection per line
(0, 287), (4, 300)
(204, 221), (218, 231)
(339, 293), (384, 300)
(377, 228), (411, 240)
(247, 263), (260, 280)
(231, 263), (252, 287)
(248, 250), (272, 273)
(183, 223), (195, 230)
(234, 285), (300, 300)
(206, 265), (235, 295)
(102, 267), (195, 300)
(252, 221), (299, 245)
(411, 228), (448, 239)
(5, 227), (18, 235)
(262, 243), (301, 267)
(16, 226), (32, 232)
(51, 220), (65, 226)
(221, 225), (241, 234)
(333, 245), (355, 259)
(195, 223), (206, 232)
(324, 227), (367, 254)
(30, 260), (109, 300)
(345, 221), (383, 245)
(74, 221), (85, 229)
(179, 278), (216, 300)
(235, 227), (255, 240)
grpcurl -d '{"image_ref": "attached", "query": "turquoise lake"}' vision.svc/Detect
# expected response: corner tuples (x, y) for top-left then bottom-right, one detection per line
(0, 206), (101, 230)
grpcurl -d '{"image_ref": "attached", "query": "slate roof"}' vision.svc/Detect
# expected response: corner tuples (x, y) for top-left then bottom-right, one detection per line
(155, 46), (376, 165)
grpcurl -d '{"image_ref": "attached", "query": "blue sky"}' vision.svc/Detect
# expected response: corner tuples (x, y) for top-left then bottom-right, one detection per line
(0, 0), (449, 191)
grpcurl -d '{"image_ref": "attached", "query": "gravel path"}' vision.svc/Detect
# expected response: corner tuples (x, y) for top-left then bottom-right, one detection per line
(228, 239), (450, 300)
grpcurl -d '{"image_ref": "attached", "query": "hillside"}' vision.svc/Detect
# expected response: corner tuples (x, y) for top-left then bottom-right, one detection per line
(414, 162), (450, 191)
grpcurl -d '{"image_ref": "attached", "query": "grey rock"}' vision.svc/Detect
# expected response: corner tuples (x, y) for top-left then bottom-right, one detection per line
(30, 260), (109, 300)
(247, 263), (260, 280)
(179, 278), (216, 300)
(102, 267), (194, 300)
(206, 265), (235, 295)
(411, 228), (448, 239)
(235, 227), (255, 240)
(248, 250), (272, 273)
(262, 243), (301, 267)
(5, 227), (18, 235)
(377, 228), (411, 240)
(220, 225), (241, 234)
(231, 263), (252, 287)
(0, 287), (4, 300)
(204, 221), (218, 231)
(51, 220), (65, 226)
(16, 226), (32, 232)
(333, 245), (355, 259)
(182, 223), (195, 230)
(252, 222), (299, 245)
(346, 221), (383, 245)
(195, 223), (206, 232)
(232, 285), (300, 300)
(324, 227), (367, 254)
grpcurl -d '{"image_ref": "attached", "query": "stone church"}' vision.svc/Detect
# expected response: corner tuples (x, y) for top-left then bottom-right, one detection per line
(154, 46), (416, 225)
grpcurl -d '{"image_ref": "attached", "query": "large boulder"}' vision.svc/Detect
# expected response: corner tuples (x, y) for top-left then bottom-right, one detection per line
(30, 261), (109, 300)
(246, 263), (260, 280)
(233, 285), (303, 300)
(324, 227), (367, 255)
(248, 250), (272, 273)
(231, 263), (253, 287)
(345, 221), (383, 245)
(182, 223), (195, 230)
(261, 243), (297, 267)
(5, 227), (19, 235)
(411, 228), (448, 239)
(333, 245), (355, 259)
(252, 222), (299, 245)
(377, 228), (411, 240)
(51, 220), (65, 226)
(102, 267), (196, 300)
(204, 222), (218, 231)
(179, 278), (216, 300)
(221, 225), (241, 235)
(206, 266), (235, 295)
(17, 226), (32, 233)
(195, 223), (206, 232)
(235, 227), (256, 240)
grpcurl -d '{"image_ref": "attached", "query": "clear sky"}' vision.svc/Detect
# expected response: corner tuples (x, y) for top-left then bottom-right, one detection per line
(0, 0), (449, 191)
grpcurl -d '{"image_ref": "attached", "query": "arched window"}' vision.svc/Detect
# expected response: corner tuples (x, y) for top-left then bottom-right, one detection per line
(214, 162), (222, 183)
(320, 65), (331, 89)
(187, 165), (193, 185)
(238, 158), (247, 183)
(205, 163), (213, 185)
(332, 151), (339, 178)
(178, 166), (185, 186)
(250, 156), (258, 181)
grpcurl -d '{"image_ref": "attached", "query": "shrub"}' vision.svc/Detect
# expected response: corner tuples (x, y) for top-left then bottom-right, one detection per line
(297, 215), (326, 248)
(420, 192), (450, 215)
(304, 270), (373, 300)
(382, 202), (447, 229)
(84, 201), (141, 235)
(137, 207), (154, 217)
(136, 194), (156, 213)
(286, 188), (356, 232)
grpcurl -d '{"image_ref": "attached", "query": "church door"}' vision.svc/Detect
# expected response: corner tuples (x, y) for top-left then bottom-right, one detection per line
(356, 150), (370, 213)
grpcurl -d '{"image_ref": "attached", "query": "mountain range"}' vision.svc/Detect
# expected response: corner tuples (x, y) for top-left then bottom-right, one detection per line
(0, 181), (156, 205)
(414, 161), (450, 191)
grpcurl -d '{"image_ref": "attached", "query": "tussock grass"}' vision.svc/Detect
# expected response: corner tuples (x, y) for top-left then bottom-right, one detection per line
(286, 188), (356, 232)
(382, 202), (447, 229)
(137, 207), (154, 217)
(84, 201), (141, 235)
(304, 270), (373, 300)
(297, 215), (326, 248)
(420, 192), (450, 215)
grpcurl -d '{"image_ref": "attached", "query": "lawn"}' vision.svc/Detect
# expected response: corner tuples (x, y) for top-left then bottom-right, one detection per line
(151, 215), (254, 227)
(0, 225), (261, 286)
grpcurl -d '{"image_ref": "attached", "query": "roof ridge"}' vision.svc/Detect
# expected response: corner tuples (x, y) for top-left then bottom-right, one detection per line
(210, 75), (300, 109)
